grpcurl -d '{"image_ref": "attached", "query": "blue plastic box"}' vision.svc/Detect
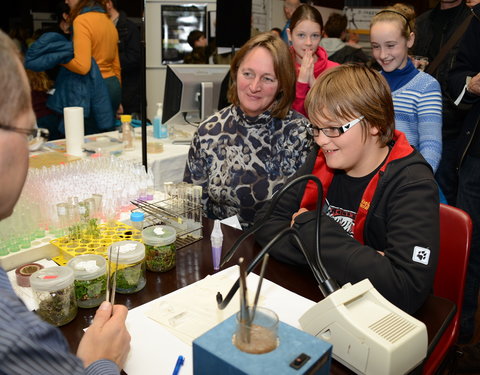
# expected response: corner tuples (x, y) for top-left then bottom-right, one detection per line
(193, 313), (332, 375)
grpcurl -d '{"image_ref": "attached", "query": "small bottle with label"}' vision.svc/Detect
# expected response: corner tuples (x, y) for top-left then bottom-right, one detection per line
(120, 114), (135, 151)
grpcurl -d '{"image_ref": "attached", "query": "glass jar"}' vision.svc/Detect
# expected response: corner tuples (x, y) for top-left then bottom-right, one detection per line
(30, 266), (77, 326)
(109, 240), (146, 294)
(67, 254), (107, 308)
(142, 225), (176, 272)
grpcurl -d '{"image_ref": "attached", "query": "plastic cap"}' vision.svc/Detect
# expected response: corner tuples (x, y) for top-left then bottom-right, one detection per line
(211, 219), (223, 239)
(130, 211), (145, 222)
(109, 240), (145, 264)
(121, 114), (132, 122)
(30, 266), (74, 292)
(67, 254), (106, 281)
(142, 225), (176, 246)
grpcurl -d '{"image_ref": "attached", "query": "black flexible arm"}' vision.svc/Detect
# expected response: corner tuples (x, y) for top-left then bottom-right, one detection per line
(220, 174), (324, 269)
(216, 174), (340, 310)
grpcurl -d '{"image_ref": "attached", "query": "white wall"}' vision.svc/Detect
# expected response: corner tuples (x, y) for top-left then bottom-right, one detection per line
(271, 0), (286, 31)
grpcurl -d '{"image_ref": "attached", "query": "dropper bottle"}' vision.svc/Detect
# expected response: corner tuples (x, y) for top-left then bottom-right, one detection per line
(211, 219), (223, 270)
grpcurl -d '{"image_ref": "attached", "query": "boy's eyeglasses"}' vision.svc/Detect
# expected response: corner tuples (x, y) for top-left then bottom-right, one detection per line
(307, 116), (365, 138)
(0, 124), (49, 142)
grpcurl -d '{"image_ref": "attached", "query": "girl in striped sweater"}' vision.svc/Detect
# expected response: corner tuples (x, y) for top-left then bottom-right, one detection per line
(370, 3), (442, 173)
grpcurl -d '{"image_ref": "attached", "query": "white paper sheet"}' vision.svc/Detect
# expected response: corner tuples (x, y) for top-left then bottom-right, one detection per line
(220, 215), (242, 230)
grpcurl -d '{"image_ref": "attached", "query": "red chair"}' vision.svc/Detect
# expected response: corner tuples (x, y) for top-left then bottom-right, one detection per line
(422, 204), (472, 374)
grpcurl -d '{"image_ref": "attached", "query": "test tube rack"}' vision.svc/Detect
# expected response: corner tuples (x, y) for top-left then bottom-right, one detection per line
(50, 221), (142, 266)
(132, 197), (203, 248)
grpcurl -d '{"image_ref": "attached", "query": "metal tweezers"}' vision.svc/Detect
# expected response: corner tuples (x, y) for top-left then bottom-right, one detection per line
(106, 245), (120, 306)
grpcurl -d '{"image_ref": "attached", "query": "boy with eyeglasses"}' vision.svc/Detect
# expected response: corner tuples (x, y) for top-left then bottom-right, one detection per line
(255, 64), (439, 315)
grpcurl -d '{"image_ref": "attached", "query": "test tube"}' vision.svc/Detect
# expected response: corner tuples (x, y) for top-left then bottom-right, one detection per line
(84, 197), (97, 219)
(186, 185), (194, 232)
(178, 183), (187, 217)
(164, 181), (173, 200)
(92, 194), (103, 218)
(192, 185), (203, 239)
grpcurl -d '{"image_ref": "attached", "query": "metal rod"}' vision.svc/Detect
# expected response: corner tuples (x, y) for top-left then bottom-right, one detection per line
(238, 257), (250, 343)
(110, 246), (119, 306)
(106, 245), (112, 302)
(250, 254), (269, 324)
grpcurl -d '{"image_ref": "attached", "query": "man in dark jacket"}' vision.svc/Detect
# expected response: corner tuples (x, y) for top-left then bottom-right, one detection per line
(447, 4), (480, 370)
(411, 0), (472, 205)
(319, 13), (369, 65)
(107, 0), (142, 116)
(255, 65), (439, 315)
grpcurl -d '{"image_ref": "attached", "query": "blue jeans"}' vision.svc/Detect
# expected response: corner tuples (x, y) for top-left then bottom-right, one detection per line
(457, 154), (480, 343)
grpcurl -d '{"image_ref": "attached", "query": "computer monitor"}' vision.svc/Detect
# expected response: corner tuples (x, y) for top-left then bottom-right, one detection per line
(162, 64), (231, 128)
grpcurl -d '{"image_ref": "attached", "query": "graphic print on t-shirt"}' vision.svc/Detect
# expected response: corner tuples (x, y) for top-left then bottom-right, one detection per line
(324, 198), (356, 237)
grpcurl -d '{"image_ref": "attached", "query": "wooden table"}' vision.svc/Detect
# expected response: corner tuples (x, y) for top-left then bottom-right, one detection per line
(60, 219), (455, 374)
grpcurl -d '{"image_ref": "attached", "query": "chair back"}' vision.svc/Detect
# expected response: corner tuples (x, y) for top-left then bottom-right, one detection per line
(434, 204), (472, 308)
(423, 203), (472, 374)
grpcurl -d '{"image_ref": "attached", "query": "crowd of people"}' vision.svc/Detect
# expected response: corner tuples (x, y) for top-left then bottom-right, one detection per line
(13, 0), (141, 139)
(1, 0), (480, 373)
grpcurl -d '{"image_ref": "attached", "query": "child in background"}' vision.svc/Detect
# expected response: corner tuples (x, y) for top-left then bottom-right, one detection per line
(370, 3), (442, 174)
(255, 65), (439, 314)
(184, 30), (214, 64)
(287, 4), (338, 117)
(26, 69), (62, 140)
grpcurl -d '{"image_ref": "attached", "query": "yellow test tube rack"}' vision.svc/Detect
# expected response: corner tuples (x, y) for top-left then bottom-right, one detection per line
(50, 222), (143, 266)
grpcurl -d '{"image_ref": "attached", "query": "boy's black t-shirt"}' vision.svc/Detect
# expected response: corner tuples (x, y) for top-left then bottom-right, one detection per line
(324, 148), (391, 236)
(324, 170), (373, 236)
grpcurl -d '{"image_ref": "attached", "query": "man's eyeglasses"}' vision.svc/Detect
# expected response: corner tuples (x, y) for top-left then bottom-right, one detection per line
(306, 116), (365, 138)
(0, 124), (49, 141)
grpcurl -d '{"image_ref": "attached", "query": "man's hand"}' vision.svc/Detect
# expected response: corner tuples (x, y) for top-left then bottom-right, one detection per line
(77, 302), (131, 370)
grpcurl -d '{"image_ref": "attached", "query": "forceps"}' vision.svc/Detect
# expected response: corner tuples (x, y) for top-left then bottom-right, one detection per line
(106, 245), (120, 306)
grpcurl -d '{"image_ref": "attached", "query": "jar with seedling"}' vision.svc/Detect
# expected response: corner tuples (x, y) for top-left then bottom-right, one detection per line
(142, 225), (177, 272)
(109, 241), (146, 294)
(67, 254), (107, 308)
(30, 266), (78, 326)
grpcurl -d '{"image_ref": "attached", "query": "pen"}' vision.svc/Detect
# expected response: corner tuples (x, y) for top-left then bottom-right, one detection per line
(172, 355), (185, 375)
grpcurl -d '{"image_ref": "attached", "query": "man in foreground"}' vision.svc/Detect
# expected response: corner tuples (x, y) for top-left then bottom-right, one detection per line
(0, 29), (131, 375)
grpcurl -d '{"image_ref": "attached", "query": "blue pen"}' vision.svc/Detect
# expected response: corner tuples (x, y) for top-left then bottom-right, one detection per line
(172, 355), (185, 375)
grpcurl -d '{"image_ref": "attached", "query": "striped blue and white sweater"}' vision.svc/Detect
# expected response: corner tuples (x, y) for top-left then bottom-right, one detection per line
(382, 60), (443, 172)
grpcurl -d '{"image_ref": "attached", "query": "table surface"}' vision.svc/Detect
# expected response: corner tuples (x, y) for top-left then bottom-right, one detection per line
(60, 219), (455, 375)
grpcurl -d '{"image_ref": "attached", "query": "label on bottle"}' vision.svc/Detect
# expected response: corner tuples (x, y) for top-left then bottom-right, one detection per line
(153, 117), (162, 138)
(159, 123), (168, 139)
